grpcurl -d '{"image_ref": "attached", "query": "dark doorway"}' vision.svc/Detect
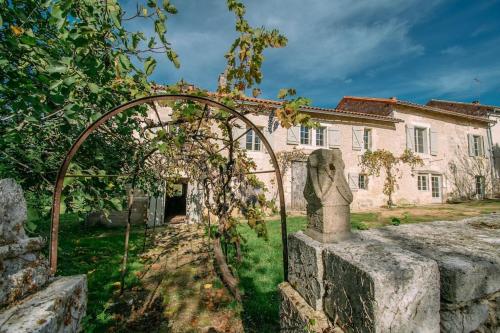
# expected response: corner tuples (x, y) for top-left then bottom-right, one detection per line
(165, 183), (187, 223)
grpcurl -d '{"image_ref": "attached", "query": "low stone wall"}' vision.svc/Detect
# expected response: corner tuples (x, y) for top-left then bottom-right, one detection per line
(281, 214), (500, 332)
(0, 179), (87, 333)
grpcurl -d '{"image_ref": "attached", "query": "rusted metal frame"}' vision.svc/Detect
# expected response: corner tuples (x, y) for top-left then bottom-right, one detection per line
(50, 94), (288, 282)
(187, 104), (209, 152)
(245, 170), (276, 175)
(213, 127), (252, 155)
(64, 174), (130, 178)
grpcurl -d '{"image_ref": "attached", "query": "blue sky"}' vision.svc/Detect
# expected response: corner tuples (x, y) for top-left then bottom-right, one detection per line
(122, 0), (500, 108)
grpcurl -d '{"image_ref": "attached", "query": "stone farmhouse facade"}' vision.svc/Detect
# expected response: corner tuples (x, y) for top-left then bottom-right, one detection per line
(231, 95), (497, 211)
(140, 93), (498, 225)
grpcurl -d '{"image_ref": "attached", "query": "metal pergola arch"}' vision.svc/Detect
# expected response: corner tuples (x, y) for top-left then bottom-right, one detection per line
(49, 94), (289, 283)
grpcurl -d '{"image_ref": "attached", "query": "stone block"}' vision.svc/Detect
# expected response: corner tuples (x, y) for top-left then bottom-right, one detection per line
(0, 275), (87, 333)
(0, 179), (27, 245)
(288, 232), (325, 310)
(440, 301), (489, 333)
(279, 282), (331, 333)
(361, 215), (500, 304)
(323, 236), (440, 333)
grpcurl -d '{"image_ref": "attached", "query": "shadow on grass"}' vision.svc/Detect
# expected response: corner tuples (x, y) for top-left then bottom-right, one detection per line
(237, 216), (307, 333)
(29, 212), (146, 333)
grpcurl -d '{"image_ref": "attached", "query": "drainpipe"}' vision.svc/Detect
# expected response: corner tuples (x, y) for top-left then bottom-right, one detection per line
(486, 116), (496, 196)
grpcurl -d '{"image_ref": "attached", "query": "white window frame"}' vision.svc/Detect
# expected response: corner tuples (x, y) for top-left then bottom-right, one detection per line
(358, 174), (368, 190)
(299, 125), (330, 148)
(363, 128), (372, 151)
(417, 174), (428, 191)
(414, 127), (426, 154)
(300, 125), (311, 145)
(473, 135), (483, 157)
(475, 175), (485, 196)
(316, 126), (326, 147)
(431, 175), (440, 198)
(245, 127), (262, 151)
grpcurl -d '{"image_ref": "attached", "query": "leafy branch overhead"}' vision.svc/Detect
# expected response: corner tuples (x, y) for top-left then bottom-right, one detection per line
(0, 0), (178, 213)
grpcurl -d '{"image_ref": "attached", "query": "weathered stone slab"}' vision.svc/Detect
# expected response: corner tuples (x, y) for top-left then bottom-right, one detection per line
(0, 237), (44, 260)
(0, 275), (87, 333)
(323, 236), (440, 333)
(0, 179), (27, 245)
(287, 231), (325, 310)
(0, 264), (50, 307)
(360, 215), (500, 304)
(279, 282), (331, 333)
(441, 301), (489, 333)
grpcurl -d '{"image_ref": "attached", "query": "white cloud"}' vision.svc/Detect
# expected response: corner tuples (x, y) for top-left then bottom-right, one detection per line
(441, 46), (465, 56)
(414, 66), (500, 99)
(243, 0), (441, 81)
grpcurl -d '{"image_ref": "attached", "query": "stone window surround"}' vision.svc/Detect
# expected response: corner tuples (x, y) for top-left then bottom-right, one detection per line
(409, 121), (432, 156)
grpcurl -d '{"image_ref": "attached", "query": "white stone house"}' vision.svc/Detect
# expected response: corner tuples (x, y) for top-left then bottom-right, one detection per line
(140, 94), (496, 225)
(232, 95), (495, 211)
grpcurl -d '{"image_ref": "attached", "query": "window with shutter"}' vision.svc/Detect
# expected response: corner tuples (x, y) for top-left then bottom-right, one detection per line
(348, 173), (359, 190)
(352, 127), (363, 151)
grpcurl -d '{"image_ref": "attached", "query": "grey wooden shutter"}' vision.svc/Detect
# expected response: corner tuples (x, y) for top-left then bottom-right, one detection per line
(468, 134), (475, 156)
(348, 173), (359, 190)
(423, 128), (429, 154)
(430, 130), (438, 156)
(287, 126), (300, 145)
(406, 125), (415, 151)
(328, 127), (341, 148)
(352, 126), (363, 151)
(480, 135), (485, 156)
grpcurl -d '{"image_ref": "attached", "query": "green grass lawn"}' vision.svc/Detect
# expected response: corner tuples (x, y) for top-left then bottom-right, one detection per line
(29, 212), (145, 332)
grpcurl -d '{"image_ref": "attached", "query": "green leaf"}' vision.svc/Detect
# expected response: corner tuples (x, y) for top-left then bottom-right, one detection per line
(144, 57), (156, 75)
(277, 88), (288, 99)
(47, 65), (67, 74)
(154, 20), (166, 36)
(88, 83), (100, 93)
(19, 35), (37, 46)
(118, 54), (131, 70)
(167, 50), (180, 68)
(50, 4), (65, 30)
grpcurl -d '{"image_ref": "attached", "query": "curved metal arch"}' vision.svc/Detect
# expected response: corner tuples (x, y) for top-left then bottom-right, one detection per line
(50, 94), (289, 281)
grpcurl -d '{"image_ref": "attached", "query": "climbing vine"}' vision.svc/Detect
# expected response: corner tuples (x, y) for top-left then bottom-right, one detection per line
(360, 149), (423, 207)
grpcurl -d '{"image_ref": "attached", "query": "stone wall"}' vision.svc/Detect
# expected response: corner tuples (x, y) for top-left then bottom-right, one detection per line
(281, 214), (500, 332)
(0, 179), (87, 333)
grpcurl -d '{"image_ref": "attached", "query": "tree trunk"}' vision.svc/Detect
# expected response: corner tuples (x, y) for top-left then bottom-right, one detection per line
(213, 236), (242, 301)
(235, 239), (242, 263)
